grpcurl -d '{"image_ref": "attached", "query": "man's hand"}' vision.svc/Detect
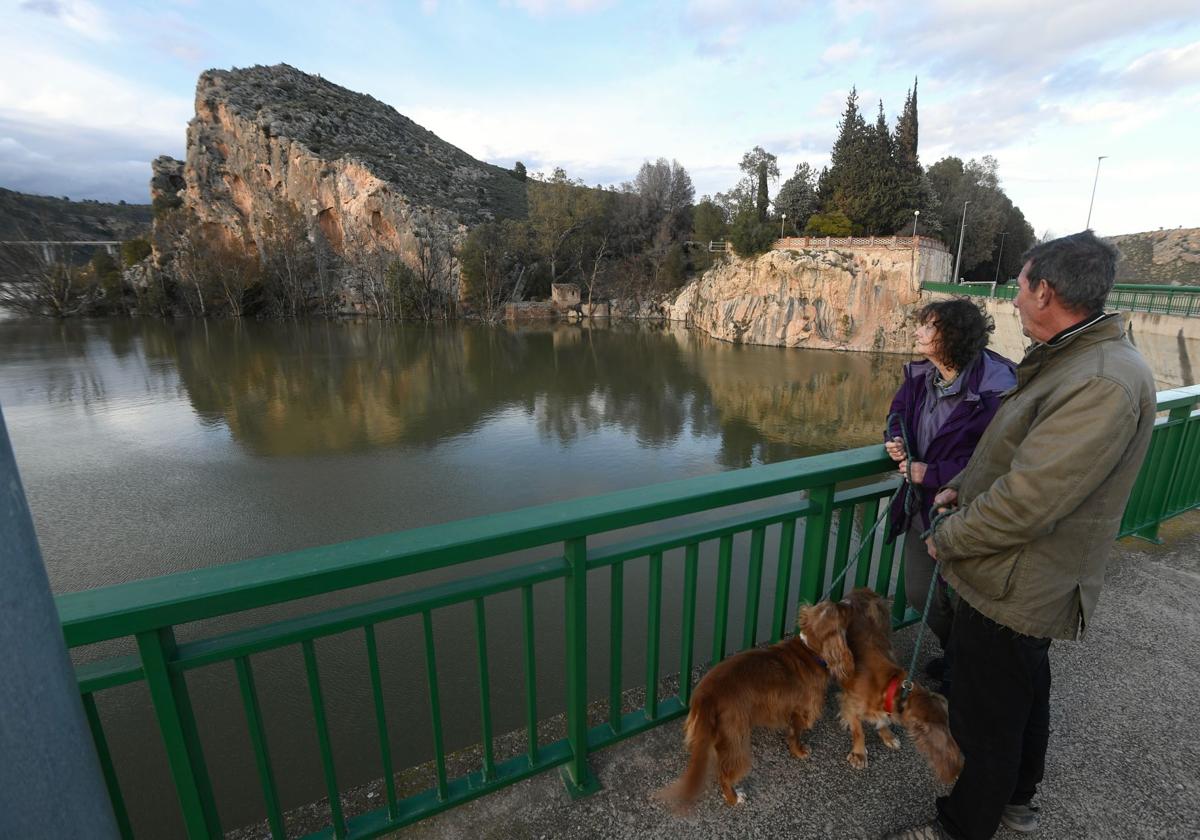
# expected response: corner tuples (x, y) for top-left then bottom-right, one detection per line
(925, 536), (939, 559)
(932, 487), (958, 513)
(885, 437), (906, 462)
(898, 460), (927, 484)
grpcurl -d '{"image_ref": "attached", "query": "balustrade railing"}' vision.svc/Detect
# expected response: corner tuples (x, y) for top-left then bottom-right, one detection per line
(60, 384), (1200, 838)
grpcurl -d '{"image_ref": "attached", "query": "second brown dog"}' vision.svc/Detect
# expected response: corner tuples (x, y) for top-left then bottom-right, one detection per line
(836, 587), (963, 784)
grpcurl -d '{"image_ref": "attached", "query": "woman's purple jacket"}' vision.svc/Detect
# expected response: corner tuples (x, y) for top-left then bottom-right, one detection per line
(884, 348), (1018, 542)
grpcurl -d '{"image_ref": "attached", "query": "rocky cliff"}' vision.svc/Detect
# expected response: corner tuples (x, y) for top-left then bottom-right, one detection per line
(667, 247), (935, 353)
(156, 64), (526, 293)
(1106, 227), (1200, 285)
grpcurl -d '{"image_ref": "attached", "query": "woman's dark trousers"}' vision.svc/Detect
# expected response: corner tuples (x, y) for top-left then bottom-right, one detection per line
(902, 528), (954, 647)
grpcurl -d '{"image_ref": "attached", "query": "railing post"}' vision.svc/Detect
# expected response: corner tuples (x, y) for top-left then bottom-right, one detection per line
(0, 405), (120, 840)
(1134, 405), (1193, 542)
(796, 484), (836, 619)
(560, 536), (600, 797)
(137, 627), (222, 838)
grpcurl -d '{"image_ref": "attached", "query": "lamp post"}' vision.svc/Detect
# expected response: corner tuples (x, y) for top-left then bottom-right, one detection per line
(952, 200), (970, 284)
(993, 231), (1008, 284)
(781, 213), (787, 238)
(1086, 155), (1107, 229)
(910, 210), (920, 285)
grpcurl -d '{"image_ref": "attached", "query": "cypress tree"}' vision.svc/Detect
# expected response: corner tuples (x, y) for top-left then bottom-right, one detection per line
(892, 78), (927, 230)
(757, 160), (769, 221)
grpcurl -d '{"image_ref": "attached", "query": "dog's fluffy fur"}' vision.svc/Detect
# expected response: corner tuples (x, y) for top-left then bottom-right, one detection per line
(836, 587), (963, 784)
(657, 600), (853, 810)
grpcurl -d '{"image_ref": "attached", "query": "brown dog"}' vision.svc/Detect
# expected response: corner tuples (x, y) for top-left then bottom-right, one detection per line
(658, 600), (853, 810)
(836, 587), (963, 784)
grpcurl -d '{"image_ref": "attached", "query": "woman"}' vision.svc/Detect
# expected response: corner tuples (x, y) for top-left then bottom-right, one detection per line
(884, 298), (1016, 685)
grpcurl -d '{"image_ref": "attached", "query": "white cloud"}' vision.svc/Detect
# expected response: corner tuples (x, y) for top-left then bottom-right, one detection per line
(820, 38), (867, 65)
(18, 0), (115, 42)
(1121, 41), (1200, 91)
(503, 0), (614, 15)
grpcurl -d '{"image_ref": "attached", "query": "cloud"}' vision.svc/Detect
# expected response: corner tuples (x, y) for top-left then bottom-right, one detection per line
(0, 116), (171, 202)
(502, 0), (614, 15)
(1120, 40), (1200, 91)
(18, 0), (114, 42)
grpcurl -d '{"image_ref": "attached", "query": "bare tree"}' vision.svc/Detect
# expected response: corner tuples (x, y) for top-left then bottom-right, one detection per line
(0, 241), (96, 317)
(260, 199), (315, 318)
(410, 216), (455, 321)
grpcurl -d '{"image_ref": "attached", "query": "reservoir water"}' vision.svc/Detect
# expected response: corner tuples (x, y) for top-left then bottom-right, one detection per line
(4, 314), (1136, 834)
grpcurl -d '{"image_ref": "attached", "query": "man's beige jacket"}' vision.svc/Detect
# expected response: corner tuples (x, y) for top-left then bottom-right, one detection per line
(931, 314), (1156, 640)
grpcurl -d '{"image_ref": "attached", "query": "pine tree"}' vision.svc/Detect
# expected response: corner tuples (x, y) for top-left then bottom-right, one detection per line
(821, 87), (869, 230)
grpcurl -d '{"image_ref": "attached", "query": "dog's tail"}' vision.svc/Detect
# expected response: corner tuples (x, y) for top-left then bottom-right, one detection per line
(654, 698), (718, 813)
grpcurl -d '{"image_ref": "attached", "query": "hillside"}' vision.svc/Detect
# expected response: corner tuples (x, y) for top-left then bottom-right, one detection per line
(1107, 227), (1200, 285)
(0, 188), (152, 242)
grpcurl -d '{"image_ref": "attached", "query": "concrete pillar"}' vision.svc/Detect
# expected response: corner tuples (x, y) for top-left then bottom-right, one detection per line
(0, 404), (119, 839)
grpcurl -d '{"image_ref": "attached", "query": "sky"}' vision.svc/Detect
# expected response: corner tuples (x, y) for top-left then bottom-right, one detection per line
(2, 0), (1198, 238)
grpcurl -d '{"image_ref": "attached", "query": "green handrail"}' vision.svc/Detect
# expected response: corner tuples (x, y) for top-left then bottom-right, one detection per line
(61, 384), (1200, 839)
(922, 281), (1200, 317)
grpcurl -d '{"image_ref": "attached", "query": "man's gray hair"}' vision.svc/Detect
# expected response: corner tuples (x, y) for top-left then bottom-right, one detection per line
(1021, 230), (1118, 315)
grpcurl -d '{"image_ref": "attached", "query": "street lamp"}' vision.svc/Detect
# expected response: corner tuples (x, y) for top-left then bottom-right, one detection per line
(993, 231), (1008, 284)
(952, 200), (970, 284)
(910, 210), (921, 285)
(1086, 155), (1108, 229)
(781, 213), (787, 238)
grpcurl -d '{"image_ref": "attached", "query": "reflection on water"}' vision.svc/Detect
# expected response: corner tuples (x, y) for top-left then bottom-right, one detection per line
(1, 317), (911, 835)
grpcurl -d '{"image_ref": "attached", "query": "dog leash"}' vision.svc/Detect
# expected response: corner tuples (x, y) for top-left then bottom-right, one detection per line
(899, 507), (957, 703)
(817, 412), (920, 603)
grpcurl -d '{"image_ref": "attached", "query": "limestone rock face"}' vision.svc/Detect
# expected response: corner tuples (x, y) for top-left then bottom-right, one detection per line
(170, 64), (527, 295)
(669, 249), (926, 352)
(150, 156), (185, 210)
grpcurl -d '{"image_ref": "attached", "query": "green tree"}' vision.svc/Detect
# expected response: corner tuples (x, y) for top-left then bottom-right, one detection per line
(121, 238), (152, 267)
(729, 208), (776, 257)
(692, 199), (727, 242)
(512, 161), (527, 181)
(859, 101), (903, 234)
(773, 163), (818, 234)
(803, 211), (854, 237)
(819, 87), (869, 228)
(927, 155), (1023, 277)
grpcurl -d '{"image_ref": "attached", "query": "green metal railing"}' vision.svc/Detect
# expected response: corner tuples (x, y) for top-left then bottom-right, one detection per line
(922, 281), (1200, 317)
(58, 384), (1200, 838)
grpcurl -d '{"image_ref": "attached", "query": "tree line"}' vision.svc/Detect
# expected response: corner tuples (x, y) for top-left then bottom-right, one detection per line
(1, 80), (1036, 319)
(698, 81), (1035, 282)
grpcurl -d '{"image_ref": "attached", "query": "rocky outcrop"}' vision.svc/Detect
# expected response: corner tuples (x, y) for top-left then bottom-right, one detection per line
(668, 247), (932, 352)
(159, 64), (527, 300)
(1107, 228), (1200, 285)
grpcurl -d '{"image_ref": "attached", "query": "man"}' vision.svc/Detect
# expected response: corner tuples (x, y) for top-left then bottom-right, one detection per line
(885, 231), (1157, 840)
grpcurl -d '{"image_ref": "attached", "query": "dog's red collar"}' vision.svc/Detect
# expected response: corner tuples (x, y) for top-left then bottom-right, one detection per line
(883, 675), (903, 714)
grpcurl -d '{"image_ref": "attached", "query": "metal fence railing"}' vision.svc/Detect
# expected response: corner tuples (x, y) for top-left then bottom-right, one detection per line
(922, 281), (1200, 317)
(59, 384), (1200, 838)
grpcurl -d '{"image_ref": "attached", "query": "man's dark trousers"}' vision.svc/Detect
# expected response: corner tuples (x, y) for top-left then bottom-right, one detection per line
(935, 599), (1051, 840)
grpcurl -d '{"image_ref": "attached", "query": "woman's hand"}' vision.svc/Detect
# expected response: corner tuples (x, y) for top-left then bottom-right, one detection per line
(885, 437), (907, 462)
(898, 460), (927, 484)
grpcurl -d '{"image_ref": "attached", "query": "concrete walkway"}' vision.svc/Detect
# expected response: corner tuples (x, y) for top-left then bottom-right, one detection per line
(399, 513), (1200, 840)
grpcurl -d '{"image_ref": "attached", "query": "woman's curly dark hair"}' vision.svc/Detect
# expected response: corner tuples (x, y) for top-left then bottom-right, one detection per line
(916, 298), (994, 372)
